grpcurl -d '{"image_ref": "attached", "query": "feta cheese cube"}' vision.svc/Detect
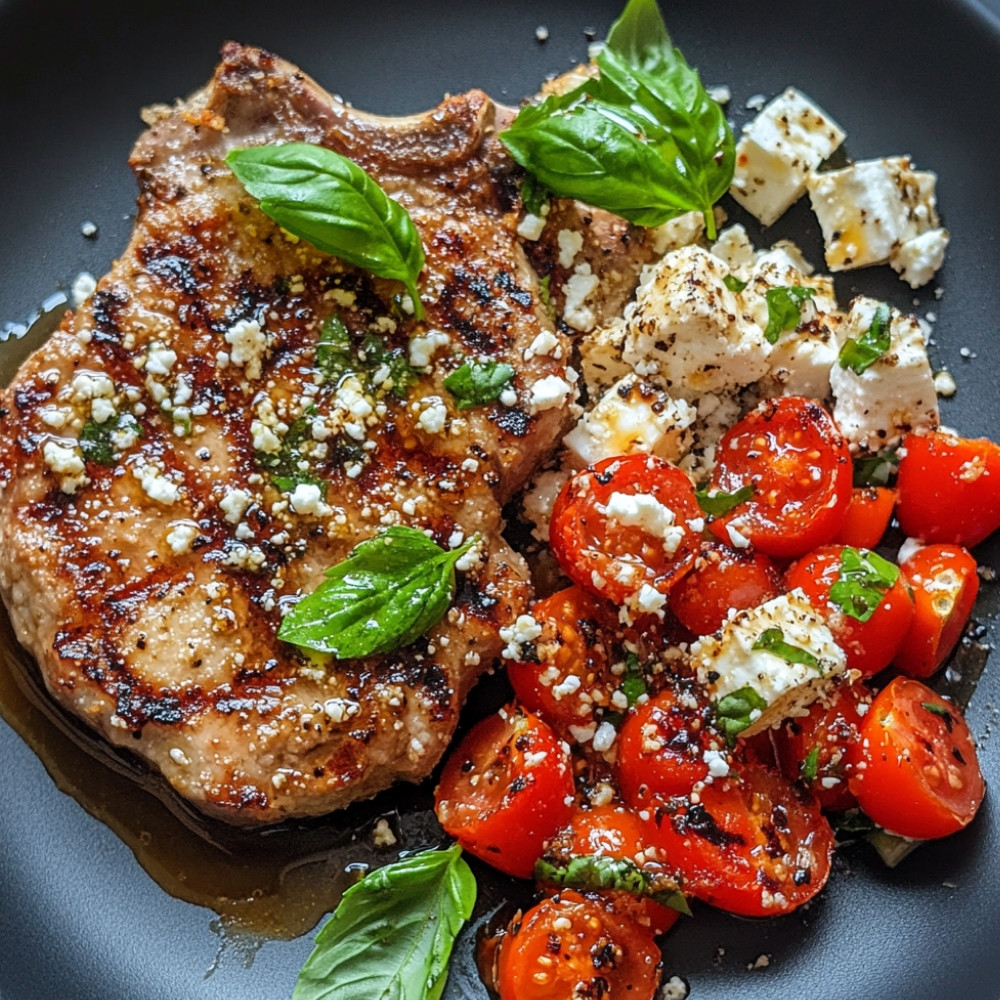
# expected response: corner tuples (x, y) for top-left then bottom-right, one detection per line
(563, 376), (696, 468)
(691, 589), (848, 737)
(578, 318), (632, 393)
(830, 297), (940, 451)
(890, 227), (950, 289)
(730, 88), (846, 227)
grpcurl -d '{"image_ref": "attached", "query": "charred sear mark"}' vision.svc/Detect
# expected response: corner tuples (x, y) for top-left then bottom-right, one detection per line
(490, 405), (532, 438)
(494, 270), (532, 308)
(89, 287), (129, 339)
(674, 802), (746, 848)
(142, 250), (205, 296)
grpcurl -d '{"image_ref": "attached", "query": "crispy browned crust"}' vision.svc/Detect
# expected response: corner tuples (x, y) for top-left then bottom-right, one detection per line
(0, 44), (577, 824)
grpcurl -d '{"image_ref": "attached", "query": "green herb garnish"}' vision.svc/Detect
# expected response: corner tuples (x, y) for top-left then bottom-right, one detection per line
(763, 286), (816, 344)
(723, 274), (747, 293)
(852, 447), (899, 487)
(443, 360), (515, 410)
(695, 482), (754, 517)
(79, 413), (142, 467)
(752, 627), (822, 671)
(227, 142), (426, 319)
(534, 855), (690, 916)
(801, 746), (820, 783)
(500, 0), (734, 238)
(828, 546), (900, 623)
(278, 526), (477, 659)
(714, 685), (768, 740)
(292, 843), (475, 1000)
(838, 302), (892, 374)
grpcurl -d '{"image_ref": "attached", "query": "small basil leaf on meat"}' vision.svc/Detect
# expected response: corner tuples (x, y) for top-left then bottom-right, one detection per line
(315, 314), (356, 383)
(801, 746), (820, 782)
(752, 627), (822, 671)
(763, 285), (816, 344)
(227, 142), (426, 319)
(500, 0), (733, 237)
(278, 526), (477, 659)
(695, 482), (754, 517)
(828, 546), (900, 623)
(838, 301), (892, 374)
(444, 360), (515, 410)
(292, 843), (476, 1000)
(79, 413), (142, 466)
(714, 685), (768, 740)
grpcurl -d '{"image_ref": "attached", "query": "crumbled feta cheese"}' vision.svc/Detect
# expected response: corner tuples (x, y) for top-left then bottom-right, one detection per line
(408, 329), (450, 369)
(416, 396), (448, 435)
(557, 228), (584, 268)
(42, 440), (89, 494)
(500, 614), (543, 660)
(132, 461), (180, 505)
(166, 521), (199, 555)
(289, 482), (332, 517)
(220, 487), (253, 524)
(604, 491), (684, 556)
(563, 263), (601, 332)
(224, 318), (268, 380)
(528, 374), (574, 413)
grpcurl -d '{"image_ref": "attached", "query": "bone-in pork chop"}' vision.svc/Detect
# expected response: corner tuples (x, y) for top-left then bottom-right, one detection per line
(0, 43), (579, 825)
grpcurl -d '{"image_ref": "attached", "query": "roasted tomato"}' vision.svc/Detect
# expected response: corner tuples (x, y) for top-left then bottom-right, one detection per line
(771, 681), (874, 811)
(668, 540), (785, 637)
(785, 544), (914, 677)
(894, 543), (980, 678)
(550, 454), (703, 610)
(434, 705), (574, 878)
(616, 685), (715, 804)
(496, 890), (662, 1000)
(834, 486), (897, 550)
(648, 765), (835, 917)
(845, 677), (985, 840)
(709, 396), (853, 559)
(896, 430), (1000, 548)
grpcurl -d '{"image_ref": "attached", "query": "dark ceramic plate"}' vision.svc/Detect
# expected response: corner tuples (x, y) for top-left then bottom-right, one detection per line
(2, 1), (1000, 998)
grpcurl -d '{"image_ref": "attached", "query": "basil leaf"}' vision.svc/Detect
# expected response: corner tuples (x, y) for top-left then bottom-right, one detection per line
(695, 483), (754, 517)
(500, 0), (733, 237)
(752, 627), (822, 671)
(359, 334), (420, 398)
(763, 286), (816, 344)
(714, 685), (767, 740)
(278, 526), (477, 659)
(828, 546), (900, 623)
(79, 413), (142, 466)
(723, 274), (747, 293)
(838, 302), (892, 375)
(292, 843), (476, 1000)
(801, 746), (820, 783)
(534, 855), (690, 916)
(315, 314), (356, 384)
(227, 143), (426, 319)
(853, 447), (899, 487)
(520, 172), (551, 216)
(443, 360), (514, 410)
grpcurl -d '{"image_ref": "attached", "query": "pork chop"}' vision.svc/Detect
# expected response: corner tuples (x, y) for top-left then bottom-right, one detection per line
(0, 43), (580, 825)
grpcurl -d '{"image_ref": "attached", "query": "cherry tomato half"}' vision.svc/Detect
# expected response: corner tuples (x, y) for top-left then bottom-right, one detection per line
(497, 890), (662, 1000)
(550, 454), (703, 609)
(785, 544), (914, 677)
(668, 541), (785, 637)
(648, 765), (834, 917)
(710, 396), (852, 559)
(846, 677), (984, 840)
(772, 681), (873, 811)
(434, 705), (574, 878)
(834, 486), (896, 550)
(894, 543), (980, 679)
(896, 431), (1000, 548)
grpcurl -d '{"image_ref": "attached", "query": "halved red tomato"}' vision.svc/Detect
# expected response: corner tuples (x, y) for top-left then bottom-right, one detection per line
(845, 677), (984, 840)
(834, 486), (896, 550)
(550, 453), (703, 609)
(434, 705), (574, 878)
(896, 430), (1000, 548)
(496, 890), (662, 1000)
(785, 544), (914, 677)
(709, 396), (853, 558)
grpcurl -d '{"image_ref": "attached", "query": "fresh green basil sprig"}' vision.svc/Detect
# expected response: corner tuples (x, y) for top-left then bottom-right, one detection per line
(227, 143), (426, 319)
(838, 302), (892, 374)
(763, 285), (816, 344)
(500, 0), (734, 238)
(695, 483), (754, 517)
(292, 843), (476, 1000)
(752, 627), (822, 671)
(828, 546), (900, 623)
(714, 685), (768, 740)
(278, 526), (477, 659)
(443, 359), (515, 410)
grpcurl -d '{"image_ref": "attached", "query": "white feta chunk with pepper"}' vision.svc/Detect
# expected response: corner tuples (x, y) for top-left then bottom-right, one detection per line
(730, 88), (846, 227)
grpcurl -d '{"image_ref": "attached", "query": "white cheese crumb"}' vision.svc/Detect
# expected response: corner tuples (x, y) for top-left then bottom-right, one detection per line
(528, 374), (574, 413)
(224, 318), (268, 380)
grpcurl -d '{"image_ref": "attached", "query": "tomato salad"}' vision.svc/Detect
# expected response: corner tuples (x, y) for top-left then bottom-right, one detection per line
(434, 401), (996, 1000)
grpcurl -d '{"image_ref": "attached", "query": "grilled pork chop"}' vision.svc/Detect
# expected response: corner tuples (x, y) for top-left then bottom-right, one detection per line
(0, 43), (583, 825)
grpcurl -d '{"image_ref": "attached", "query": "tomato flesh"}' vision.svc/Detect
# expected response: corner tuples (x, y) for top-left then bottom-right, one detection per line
(846, 677), (985, 840)
(835, 486), (896, 550)
(434, 706), (574, 878)
(497, 890), (661, 1000)
(710, 396), (852, 558)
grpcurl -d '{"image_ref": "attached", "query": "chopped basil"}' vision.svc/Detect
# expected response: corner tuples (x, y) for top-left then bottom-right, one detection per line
(538, 274), (555, 319)
(292, 843), (476, 1000)
(255, 406), (329, 497)
(695, 482), (754, 517)
(500, 0), (734, 238)
(763, 285), (816, 344)
(838, 302), (892, 374)
(853, 447), (899, 487)
(79, 413), (142, 466)
(714, 685), (768, 740)
(723, 274), (747, 293)
(315, 314), (355, 384)
(278, 526), (477, 659)
(828, 546), (900, 623)
(801, 746), (820, 783)
(227, 143), (426, 319)
(534, 854), (690, 916)
(520, 172), (551, 217)
(752, 627), (822, 671)
(621, 672), (648, 706)
(443, 359), (515, 410)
